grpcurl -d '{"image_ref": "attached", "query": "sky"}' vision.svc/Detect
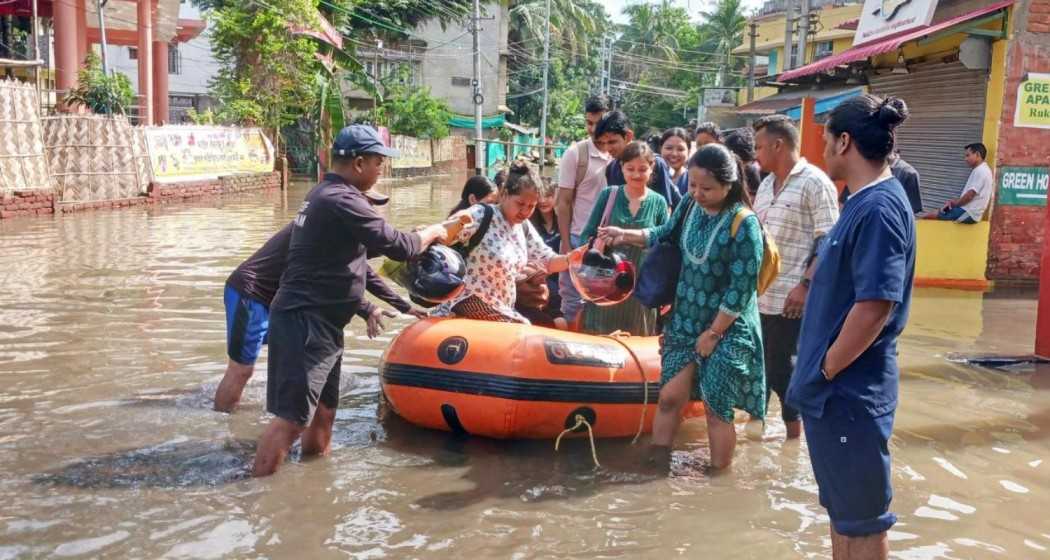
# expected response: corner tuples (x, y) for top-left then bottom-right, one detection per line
(603, 0), (767, 24)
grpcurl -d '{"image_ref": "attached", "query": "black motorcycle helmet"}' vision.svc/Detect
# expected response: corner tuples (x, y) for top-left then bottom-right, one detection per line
(406, 244), (467, 306)
(568, 240), (636, 307)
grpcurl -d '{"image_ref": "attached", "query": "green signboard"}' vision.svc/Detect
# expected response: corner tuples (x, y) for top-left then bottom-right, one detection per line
(999, 166), (1049, 207)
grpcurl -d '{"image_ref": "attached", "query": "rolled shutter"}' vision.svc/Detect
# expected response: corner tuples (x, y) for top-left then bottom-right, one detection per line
(868, 61), (988, 212)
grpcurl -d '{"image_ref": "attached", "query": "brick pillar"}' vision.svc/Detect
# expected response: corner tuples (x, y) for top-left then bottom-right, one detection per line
(76, 0), (88, 67)
(152, 41), (169, 124)
(137, 0), (154, 125)
(53, 0), (79, 97)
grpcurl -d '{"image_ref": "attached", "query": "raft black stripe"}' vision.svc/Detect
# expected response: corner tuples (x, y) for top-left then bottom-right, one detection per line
(380, 363), (661, 404)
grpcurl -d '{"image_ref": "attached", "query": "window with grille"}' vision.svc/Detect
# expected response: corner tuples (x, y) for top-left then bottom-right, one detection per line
(168, 44), (181, 75)
(813, 41), (834, 61)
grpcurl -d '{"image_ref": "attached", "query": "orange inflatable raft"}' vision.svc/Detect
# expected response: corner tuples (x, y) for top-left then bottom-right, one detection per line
(379, 318), (702, 439)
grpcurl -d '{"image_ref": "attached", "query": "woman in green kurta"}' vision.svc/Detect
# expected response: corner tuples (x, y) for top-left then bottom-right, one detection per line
(600, 144), (765, 470)
(578, 142), (668, 336)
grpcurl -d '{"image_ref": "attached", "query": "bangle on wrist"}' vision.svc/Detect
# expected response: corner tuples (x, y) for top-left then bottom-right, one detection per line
(707, 329), (724, 341)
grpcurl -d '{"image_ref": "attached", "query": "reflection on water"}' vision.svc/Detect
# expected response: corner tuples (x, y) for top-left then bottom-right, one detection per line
(0, 176), (1047, 558)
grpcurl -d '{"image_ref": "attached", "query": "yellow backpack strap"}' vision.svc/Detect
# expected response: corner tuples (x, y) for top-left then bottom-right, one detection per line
(730, 208), (754, 237)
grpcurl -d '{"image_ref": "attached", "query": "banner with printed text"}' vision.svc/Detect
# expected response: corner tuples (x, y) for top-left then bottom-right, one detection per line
(391, 135), (433, 169)
(144, 126), (275, 183)
(1014, 73), (1050, 129)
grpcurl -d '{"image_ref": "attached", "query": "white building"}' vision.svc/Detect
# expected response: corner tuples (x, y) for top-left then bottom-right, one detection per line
(346, 4), (509, 132)
(103, 1), (220, 123)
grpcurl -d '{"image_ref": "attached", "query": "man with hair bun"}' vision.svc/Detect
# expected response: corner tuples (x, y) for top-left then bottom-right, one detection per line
(788, 95), (916, 559)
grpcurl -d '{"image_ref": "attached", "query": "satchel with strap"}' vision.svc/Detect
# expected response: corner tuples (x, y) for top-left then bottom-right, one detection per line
(634, 200), (692, 308)
(730, 208), (781, 296)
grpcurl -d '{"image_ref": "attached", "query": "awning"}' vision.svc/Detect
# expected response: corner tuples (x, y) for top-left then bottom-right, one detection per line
(448, 114), (506, 129)
(779, 0), (1013, 82)
(783, 87), (865, 119)
(735, 96), (805, 116)
(736, 86), (864, 117)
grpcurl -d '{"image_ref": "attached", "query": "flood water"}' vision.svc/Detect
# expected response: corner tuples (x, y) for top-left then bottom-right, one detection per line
(0, 175), (1047, 559)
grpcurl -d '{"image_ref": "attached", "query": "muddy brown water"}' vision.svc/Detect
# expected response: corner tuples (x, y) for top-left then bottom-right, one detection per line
(0, 177), (1047, 559)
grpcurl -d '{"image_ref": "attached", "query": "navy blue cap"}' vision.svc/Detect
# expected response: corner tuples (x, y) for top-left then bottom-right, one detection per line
(331, 125), (399, 158)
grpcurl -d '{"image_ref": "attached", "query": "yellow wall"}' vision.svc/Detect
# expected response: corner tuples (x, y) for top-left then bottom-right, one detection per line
(915, 220), (990, 282)
(735, 3), (863, 104)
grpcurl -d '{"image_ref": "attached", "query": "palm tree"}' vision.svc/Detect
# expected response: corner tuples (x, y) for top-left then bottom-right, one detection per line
(615, 1), (690, 84)
(698, 0), (747, 85)
(508, 0), (607, 63)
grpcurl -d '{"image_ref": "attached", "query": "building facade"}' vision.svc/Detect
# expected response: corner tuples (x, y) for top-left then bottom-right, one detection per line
(104, 3), (220, 124)
(344, 3), (509, 136)
(736, 0), (1047, 285)
(734, 0), (865, 104)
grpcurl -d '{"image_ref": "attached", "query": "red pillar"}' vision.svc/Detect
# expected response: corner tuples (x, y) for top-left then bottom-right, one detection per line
(137, 0), (154, 125)
(152, 41), (169, 125)
(1036, 201), (1050, 358)
(53, 0), (79, 97)
(76, 0), (88, 66)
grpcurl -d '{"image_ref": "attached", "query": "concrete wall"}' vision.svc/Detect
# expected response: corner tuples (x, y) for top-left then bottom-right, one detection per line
(416, 4), (507, 117)
(987, 0), (1050, 283)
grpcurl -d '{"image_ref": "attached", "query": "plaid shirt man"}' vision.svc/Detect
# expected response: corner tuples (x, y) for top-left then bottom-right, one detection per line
(753, 158), (839, 315)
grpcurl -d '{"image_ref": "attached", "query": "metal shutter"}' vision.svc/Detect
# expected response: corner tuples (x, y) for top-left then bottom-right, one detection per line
(868, 62), (988, 212)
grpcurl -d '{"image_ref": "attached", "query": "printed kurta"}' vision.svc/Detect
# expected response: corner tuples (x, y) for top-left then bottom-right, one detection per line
(645, 201), (766, 422)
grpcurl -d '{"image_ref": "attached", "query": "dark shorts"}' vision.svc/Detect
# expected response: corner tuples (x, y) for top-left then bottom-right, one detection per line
(265, 308), (343, 426)
(760, 313), (801, 422)
(804, 397), (897, 537)
(224, 284), (269, 365)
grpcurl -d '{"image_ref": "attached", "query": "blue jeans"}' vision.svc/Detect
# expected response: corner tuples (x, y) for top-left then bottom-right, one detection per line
(937, 206), (978, 224)
(558, 234), (583, 321)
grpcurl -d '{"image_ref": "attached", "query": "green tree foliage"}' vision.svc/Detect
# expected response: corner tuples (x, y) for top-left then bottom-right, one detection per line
(506, 0), (608, 142)
(376, 68), (452, 139)
(611, 0), (747, 134)
(698, 0), (747, 84)
(63, 52), (136, 116)
(207, 0), (322, 149)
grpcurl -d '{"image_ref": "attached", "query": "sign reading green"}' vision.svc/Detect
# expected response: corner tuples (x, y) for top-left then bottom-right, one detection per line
(1015, 73), (1050, 129)
(999, 166), (1049, 206)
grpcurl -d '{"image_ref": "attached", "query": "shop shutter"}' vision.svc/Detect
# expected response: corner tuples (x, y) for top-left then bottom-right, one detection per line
(868, 62), (988, 212)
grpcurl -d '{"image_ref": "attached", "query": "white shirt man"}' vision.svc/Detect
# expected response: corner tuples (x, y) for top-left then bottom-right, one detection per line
(555, 96), (613, 322)
(938, 143), (994, 224)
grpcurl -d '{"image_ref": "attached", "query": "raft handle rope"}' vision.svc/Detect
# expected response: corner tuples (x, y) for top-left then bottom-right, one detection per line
(602, 332), (649, 445)
(554, 414), (600, 468)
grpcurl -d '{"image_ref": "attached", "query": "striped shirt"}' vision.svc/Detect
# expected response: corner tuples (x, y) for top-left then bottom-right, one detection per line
(753, 158), (840, 316)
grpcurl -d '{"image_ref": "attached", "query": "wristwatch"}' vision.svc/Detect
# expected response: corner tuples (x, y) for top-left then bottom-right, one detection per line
(800, 277), (811, 289)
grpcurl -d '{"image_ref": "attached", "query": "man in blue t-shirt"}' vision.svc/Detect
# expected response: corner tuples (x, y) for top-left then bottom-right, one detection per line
(594, 110), (682, 209)
(788, 94), (916, 559)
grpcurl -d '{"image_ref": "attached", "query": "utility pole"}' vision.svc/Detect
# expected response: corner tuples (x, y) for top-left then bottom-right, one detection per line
(31, 0), (40, 106)
(782, 0), (794, 72)
(372, 39), (382, 125)
(604, 34), (613, 96)
(471, 0), (484, 176)
(796, 0), (810, 69)
(97, 0), (109, 75)
(538, 0), (551, 173)
(748, 21), (758, 102)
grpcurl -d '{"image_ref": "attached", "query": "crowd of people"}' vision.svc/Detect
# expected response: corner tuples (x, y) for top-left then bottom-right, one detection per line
(212, 90), (959, 558)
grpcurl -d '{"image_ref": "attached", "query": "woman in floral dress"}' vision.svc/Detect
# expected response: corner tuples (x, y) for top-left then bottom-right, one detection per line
(600, 144), (765, 470)
(432, 162), (574, 323)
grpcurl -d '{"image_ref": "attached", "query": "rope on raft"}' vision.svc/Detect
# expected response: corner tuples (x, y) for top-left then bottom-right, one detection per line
(603, 331), (649, 445)
(554, 414), (600, 468)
